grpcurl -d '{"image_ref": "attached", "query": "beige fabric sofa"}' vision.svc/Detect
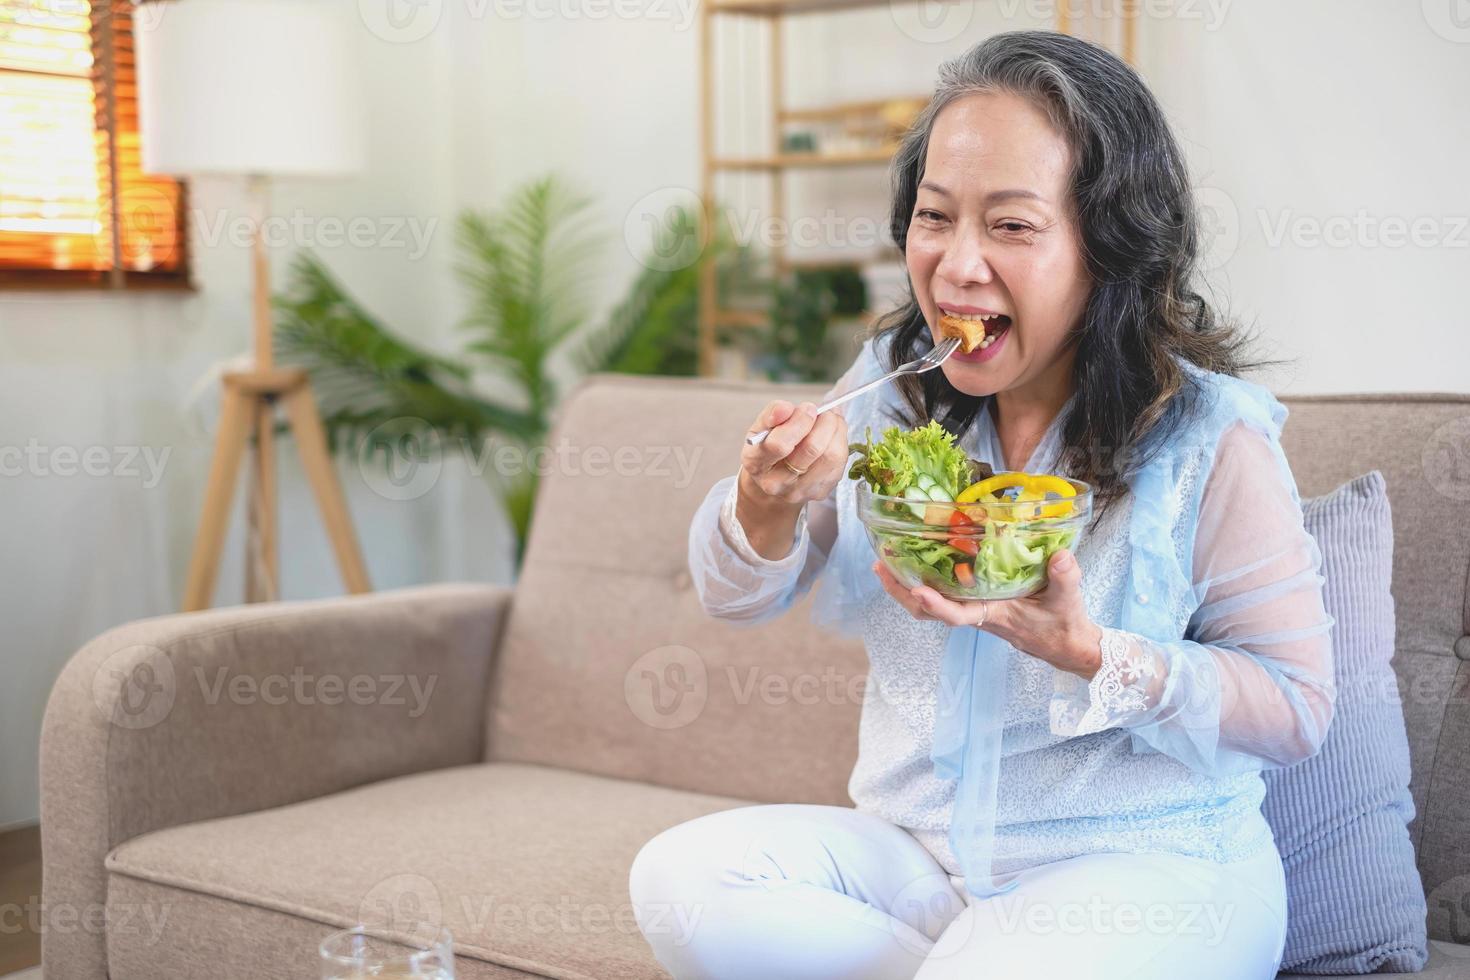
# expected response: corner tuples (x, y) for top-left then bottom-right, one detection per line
(41, 374), (1470, 979)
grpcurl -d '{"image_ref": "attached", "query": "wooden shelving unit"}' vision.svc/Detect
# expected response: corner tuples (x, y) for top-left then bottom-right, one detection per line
(709, 149), (898, 170)
(710, 0), (913, 14)
(695, 0), (1137, 375)
(696, 0), (930, 376)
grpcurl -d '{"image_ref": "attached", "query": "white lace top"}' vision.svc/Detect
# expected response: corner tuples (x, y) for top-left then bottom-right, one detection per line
(687, 334), (1336, 879)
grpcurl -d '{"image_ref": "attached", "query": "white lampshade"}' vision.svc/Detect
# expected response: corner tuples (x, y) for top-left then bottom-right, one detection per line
(135, 0), (365, 178)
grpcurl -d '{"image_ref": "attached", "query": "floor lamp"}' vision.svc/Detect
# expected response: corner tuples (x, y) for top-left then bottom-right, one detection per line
(137, 0), (372, 610)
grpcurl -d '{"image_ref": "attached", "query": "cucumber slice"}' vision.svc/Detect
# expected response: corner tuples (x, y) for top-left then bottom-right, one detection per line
(901, 486), (930, 519)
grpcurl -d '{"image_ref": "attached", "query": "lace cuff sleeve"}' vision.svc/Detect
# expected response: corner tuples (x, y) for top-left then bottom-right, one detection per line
(1050, 627), (1166, 736)
(1047, 420), (1336, 774)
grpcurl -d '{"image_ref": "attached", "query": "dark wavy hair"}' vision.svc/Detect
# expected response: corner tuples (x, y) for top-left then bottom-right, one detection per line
(874, 30), (1271, 520)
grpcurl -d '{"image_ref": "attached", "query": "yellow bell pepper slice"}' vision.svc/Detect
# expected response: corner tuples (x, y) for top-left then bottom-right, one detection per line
(1026, 475), (1076, 519)
(956, 473), (1029, 503)
(956, 471), (1076, 520)
(1026, 475), (1076, 498)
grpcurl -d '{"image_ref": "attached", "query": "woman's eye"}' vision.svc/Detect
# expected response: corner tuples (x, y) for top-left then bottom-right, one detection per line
(915, 209), (946, 224)
(996, 221), (1033, 234)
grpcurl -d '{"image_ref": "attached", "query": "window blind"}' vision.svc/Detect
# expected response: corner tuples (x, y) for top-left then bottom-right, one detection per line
(0, 0), (188, 286)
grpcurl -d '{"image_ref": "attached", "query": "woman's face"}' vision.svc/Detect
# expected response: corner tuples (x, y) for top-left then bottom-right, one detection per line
(906, 90), (1093, 398)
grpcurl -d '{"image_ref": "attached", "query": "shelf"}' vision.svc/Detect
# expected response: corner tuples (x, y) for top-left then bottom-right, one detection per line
(778, 95), (928, 123)
(710, 0), (905, 15)
(696, 0), (941, 375)
(711, 148), (896, 170)
(711, 308), (769, 329)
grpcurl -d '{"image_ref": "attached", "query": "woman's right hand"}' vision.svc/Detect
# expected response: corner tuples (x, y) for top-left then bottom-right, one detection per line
(735, 400), (849, 560)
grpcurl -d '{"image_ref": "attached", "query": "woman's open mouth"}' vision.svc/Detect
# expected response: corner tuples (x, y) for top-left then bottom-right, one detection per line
(939, 311), (1012, 363)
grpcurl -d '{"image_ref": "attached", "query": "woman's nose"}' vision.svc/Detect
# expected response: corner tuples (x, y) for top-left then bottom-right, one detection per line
(934, 232), (995, 287)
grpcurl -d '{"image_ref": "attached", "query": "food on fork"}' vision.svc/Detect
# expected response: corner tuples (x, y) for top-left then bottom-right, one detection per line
(937, 314), (985, 354)
(938, 311), (1010, 354)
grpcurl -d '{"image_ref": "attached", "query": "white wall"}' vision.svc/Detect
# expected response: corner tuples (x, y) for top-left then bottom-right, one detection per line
(1139, 0), (1470, 393)
(445, 0), (1469, 393)
(3, 0), (1466, 827)
(0, 5), (512, 829)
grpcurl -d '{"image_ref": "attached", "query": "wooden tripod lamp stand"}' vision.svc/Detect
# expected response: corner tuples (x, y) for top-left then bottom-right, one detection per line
(137, 0), (372, 610)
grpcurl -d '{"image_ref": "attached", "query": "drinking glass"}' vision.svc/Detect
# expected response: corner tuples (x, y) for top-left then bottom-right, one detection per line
(319, 925), (455, 979)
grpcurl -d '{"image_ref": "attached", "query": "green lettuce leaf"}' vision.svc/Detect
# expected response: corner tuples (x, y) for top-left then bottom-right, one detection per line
(847, 420), (978, 499)
(973, 524), (1078, 590)
(877, 532), (962, 589)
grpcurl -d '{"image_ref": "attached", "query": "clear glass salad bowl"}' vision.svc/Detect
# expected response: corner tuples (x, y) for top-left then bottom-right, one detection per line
(856, 476), (1093, 602)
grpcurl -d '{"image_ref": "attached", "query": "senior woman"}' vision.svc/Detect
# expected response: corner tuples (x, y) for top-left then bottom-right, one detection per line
(629, 29), (1335, 980)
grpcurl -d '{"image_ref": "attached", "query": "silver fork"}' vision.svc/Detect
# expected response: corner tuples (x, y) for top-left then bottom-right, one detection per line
(745, 335), (962, 446)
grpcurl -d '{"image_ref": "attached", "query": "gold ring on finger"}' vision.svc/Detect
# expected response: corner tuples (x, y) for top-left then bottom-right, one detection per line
(782, 461), (808, 476)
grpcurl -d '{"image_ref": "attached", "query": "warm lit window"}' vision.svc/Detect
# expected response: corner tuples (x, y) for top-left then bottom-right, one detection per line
(0, 0), (189, 287)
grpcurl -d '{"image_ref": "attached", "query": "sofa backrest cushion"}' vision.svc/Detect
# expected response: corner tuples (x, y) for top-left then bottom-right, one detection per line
(485, 373), (861, 807)
(1274, 394), (1470, 949)
(485, 376), (1470, 944)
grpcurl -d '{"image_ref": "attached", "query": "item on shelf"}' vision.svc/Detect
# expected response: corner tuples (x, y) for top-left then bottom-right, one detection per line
(757, 264), (868, 383)
(878, 97), (929, 139)
(781, 131), (817, 153)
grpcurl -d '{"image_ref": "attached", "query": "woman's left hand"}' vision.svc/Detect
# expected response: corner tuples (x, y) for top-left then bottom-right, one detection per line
(871, 548), (1104, 680)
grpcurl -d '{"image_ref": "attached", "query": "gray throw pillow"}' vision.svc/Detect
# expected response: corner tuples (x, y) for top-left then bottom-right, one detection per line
(1261, 470), (1428, 973)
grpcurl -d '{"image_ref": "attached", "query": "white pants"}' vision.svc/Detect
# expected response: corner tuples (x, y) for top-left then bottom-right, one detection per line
(629, 803), (1288, 980)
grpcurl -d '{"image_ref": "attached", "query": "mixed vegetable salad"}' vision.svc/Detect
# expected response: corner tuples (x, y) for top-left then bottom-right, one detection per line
(848, 420), (1083, 598)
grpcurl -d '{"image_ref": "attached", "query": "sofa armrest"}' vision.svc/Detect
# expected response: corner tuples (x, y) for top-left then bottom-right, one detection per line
(39, 582), (511, 980)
